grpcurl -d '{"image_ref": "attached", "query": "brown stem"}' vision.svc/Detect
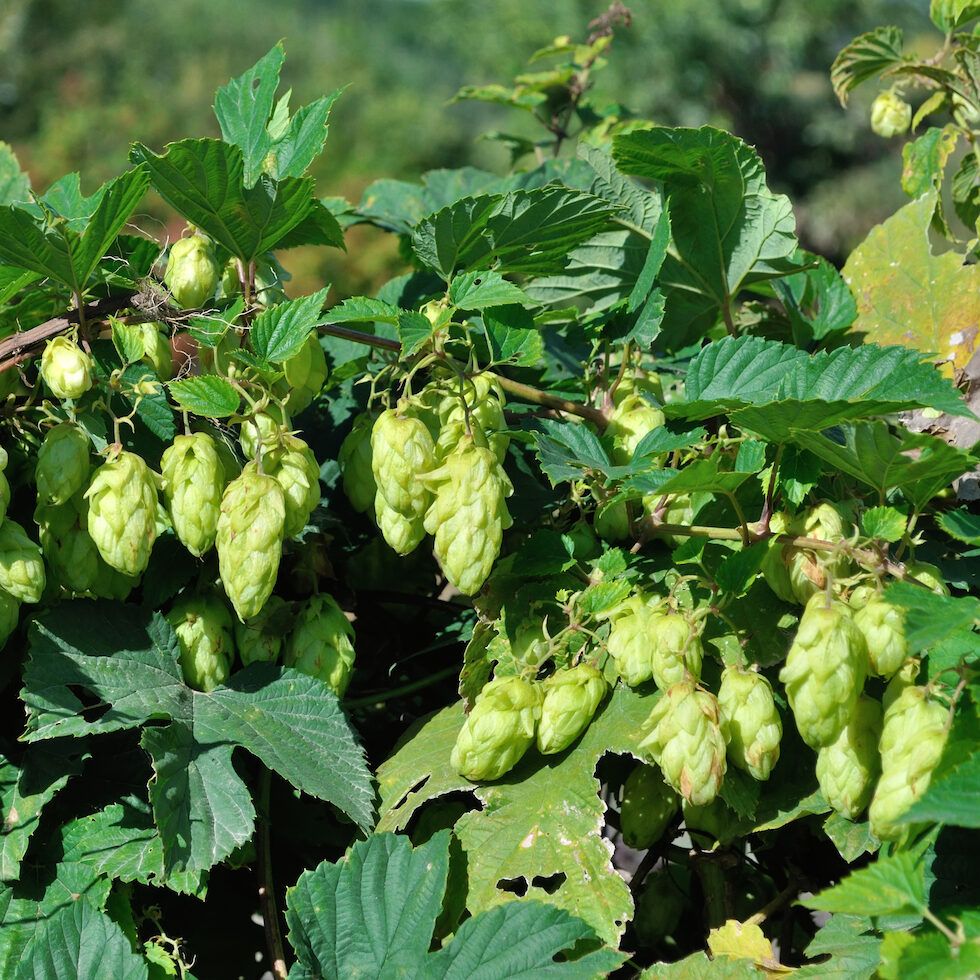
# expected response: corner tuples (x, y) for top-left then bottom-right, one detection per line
(257, 769), (288, 980)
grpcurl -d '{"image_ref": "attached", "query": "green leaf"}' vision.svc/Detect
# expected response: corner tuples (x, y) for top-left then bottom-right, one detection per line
(213, 43), (284, 188)
(830, 26), (905, 106)
(120, 364), (177, 443)
(482, 305), (544, 367)
(938, 508), (980, 546)
(0, 142), (30, 206)
(167, 375), (240, 419)
(449, 270), (531, 310)
(861, 506), (907, 543)
(884, 581), (979, 655)
(625, 456), (754, 498)
(323, 295), (401, 326)
(266, 90), (343, 182)
(642, 953), (758, 978)
(110, 322), (145, 366)
(130, 139), (320, 262)
(889, 930), (980, 977)
(715, 541), (769, 596)
(901, 126), (959, 199)
(532, 420), (611, 486)
(397, 309), (436, 357)
(823, 813), (879, 863)
(797, 914), (881, 979)
(952, 153), (980, 233)
(772, 251), (857, 345)
(802, 851), (927, 918)
(931, 0), (980, 30)
(250, 287), (328, 364)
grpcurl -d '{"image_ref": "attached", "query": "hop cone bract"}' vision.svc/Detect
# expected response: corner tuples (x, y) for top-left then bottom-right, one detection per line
(0, 588), (18, 649)
(606, 595), (662, 687)
(620, 763), (679, 849)
(284, 594), (356, 695)
(854, 596), (907, 678)
(606, 393), (665, 465)
(166, 594), (234, 692)
(779, 595), (867, 748)
(141, 322), (173, 380)
(536, 663), (607, 755)
(816, 695), (882, 819)
(649, 610), (703, 689)
(870, 91), (911, 138)
(35, 494), (101, 595)
(718, 666), (782, 781)
(283, 333), (327, 414)
(160, 433), (226, 556)
(338, 413), (377, 514)
(40, 337), (93, 400)
(234, 594), (288, 666)
(0, 519), (46, 603)
(264, 435), (320, 538)
(239, 405), (290, 458)
(164, 234), (219, 309)
(35, 423), (90, 505)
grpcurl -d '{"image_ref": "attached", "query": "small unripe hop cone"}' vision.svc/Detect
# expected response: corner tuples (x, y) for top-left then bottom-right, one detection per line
(870, 90), (911, 138)
(338, 412), (378, 514)
(284, 594), (356, 695)
(167, 594), (234, 692)
(164, 233), (220, 309)
(620, 763), (679, 849)
(35, 424), (91, 506)
(40, 337), (93, 401)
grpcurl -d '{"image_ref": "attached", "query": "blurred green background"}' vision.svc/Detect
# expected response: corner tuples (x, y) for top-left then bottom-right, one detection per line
(1, 0), (928, 298)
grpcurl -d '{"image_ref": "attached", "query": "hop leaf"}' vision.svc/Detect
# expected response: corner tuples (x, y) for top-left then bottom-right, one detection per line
(160, 432), (227, 556)
(164, 233), (220, 309)
(870, 90), (911, 138)
(816, 694), (882, 820)
(166, 593), (235, 692)
(718, 666), (782, 781)
(40, 336), (93, 400)
(450, 675), (542, 782)
(264, 434), (321, 538)
(283, 332), (328, 414)
(536, 663), (607, 755)
(853, 595), (908, 677)
(35, 423), (91, 505)
(0, 519), (46, 603)
(779, 595), (867, 748)
(639, 679), (727, 806)
(234, 594), (289, 666)
(620, 763), (679, 849)
(216, 462), (286, 621)
(284, 594), (356, 695)
(85, 450), (159, 578)
(338, 412), (378, 514)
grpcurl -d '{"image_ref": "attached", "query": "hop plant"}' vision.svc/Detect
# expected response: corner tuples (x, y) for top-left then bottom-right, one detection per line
(760, 511), (797, 603)
(0, 519), (46, 603)
(234, 595), (289, 666)
(0, 588), (18, 650)
(620, 763), (679, 849)
(85, 450), (159, 578)
(853, 595), (907, 678)
(263, 435), (320, 538)
(216, 462), (286, 621)
(371, 407), (435, 555)
(0, 467), (8, 528)
(606, 595), (664, 687)
(870, 687), (948, 841)
(283, 333), (328, 414)
(718, 666), (782, 781)
(422, 436), (513, 595)
(160, 433), (226, 557)
(648, 610), (703, 689)
(140, 322), (173, 381)
(35, 423), (91, 505)
(239, 405), (291, 458)
(816, 695), (882, 820)
(605, 393), (665, 465)
(166, 594), (234, 692)
(905, 561), (949, 595)
(594, 499), (630, 543)
(639, 679), (727, 806)
(164, 234), (219, 309)
(870, 90), (912, 138)
(338, 412), (377, 514)
(284, 594), (356, 695)
(779, 595), (867, 748)
(450, 675), (542, 782)
(40, 337), (93, 400)
(536, 663), (607, 755)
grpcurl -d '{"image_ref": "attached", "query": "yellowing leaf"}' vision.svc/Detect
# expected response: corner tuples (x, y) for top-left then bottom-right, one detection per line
(708, 920), (774, 964)
(843, 192), (980, 374)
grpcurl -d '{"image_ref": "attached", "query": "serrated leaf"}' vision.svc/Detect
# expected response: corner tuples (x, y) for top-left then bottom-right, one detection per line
(120, 364), (176, 442)
(449, 270), (531, 310)
(250, 287), (328, 364)
(802, 851), (927, 917)
(861, 506), (907, 543)
(532, 419), (611, 486)
(167, 375), (240, 419)
(323, 295), (401, 326)
(952, 153), (980, 232)
(797, 914), (881, 979)
(938, 508), (980, 546)
(715, 541), (769, 596)
(901, 126), (959, 199)
(0, 143), (30, 206)
(823, 813), (879, 862)
(642, 952), (758, 978)
(397, 309), (436, 357)
(482, 305), (544, 367)
(884, 580), (979, 654)
(772, 251), (857, 345)
(266, 90), (343, 182)
(830, 26), (905, 106)
(931, 0), (980, 30)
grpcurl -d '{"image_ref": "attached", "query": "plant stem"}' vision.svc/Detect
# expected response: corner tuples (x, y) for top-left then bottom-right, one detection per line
(692, 848), (735, 927)
(345, 664), (459, 709)
(257, 768), (288, 980)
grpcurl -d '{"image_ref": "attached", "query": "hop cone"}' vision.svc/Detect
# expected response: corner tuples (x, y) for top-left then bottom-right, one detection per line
(905, 561), (948, 595)
(264, 435), (320, 538)
(283, 333), (327, 414)
(816, 695), (882, 819)
(606, 393), (665, 465)
(166, 594), (234, 692)
(649, 610), (703, 689)
(239, 405), (291, 458)
(432, 376), (509, 464)
(85, 451), (158, 578)
(683, 799), (744, 846)
(338, 413), (377, 514)
(718, 666), (782, 781)
(40, 337), (93, 400)
(234, 594), (288, 666)
(639, 679), (727, 806)
(36, 424), (91, 505)
(160, 433), (226, 556)
(788, 503), (853, 604)
(141, 323), (173, 381)
(216, 462), (285, 621)
(536, 663), (607, 755)
(0, 469), (8, 527)
(612, 371), (664, 407)
(422, 437), (513, 595)
(164, 234), (219, 309)
(883, 658), (920, 712)
(594, 499), (630, 543)
(284, 594), (355, 695)
(620, 763), (679, 849)
(778, 595), (867, 748)
(853, 596), (907, 678)
(0, 519), (46, 603)
(606, 595), (662, 687)
(35, 495), (101, 595)
(760, 511), (797, 603)
(0, 588), (18, 649)
(870, 91), (911, 138)
(371, 407), (435, 555)
(869, 687), (948, 841)
(450, 675), (542, 782)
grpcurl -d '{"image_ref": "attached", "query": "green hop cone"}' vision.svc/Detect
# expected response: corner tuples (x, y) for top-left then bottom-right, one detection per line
(869, 686), (948, 841)
(612, 371), (664, 407)
(682, 799), (745, 847)
(216, 462), (286, 621)
(634, 868), (688, 946)
(284, 594), (356, 695)
(853, 596), (907, 678)
(338, 412), (378, 514)
(239, 404), (291, 458)
(760, 511), (797, 603)
(450, 675), (542, 782)
(638, 679), (727, 806)
(234, 594), (289, 666)
(35, 423), (91, 505)
(0, 469), (8, 526)
(263, 435), (320, 538)
(606, 595), (663, 687)
(605, 393), (665, 465)
(422, 436), (513, 595)
(371, 407), (436, 555)
(166, 594), (234, 692)
(620, 763), (679, 849)
(431, 376), (509, 464)
(536, 663), (607, 755)
(164, 234), (219, 309)
(816, 694), (882, 820)
(282, 333), (328, 414)
(0, 588), (18, 650)
(140, 322), (173, 381)
(883, 657), (920, 712)
(40, 336), (93, 400)
(0, 519), (46, 603)
(85, 450), (159, 578)
(594, 498), (630, 543)
(779, 594), (867, 749)
(870, 90), (911, 138)
(649, 610), (703, 689)
(160, 433), (226, 557)
(905, 561), (949, 595)
(788, 503), (853, 604)
(718, 666), (782, 781)
(35, 495), (101, 595)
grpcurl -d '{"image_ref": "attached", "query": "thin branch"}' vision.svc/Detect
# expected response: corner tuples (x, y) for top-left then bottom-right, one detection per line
(256, 769), (288, 980)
